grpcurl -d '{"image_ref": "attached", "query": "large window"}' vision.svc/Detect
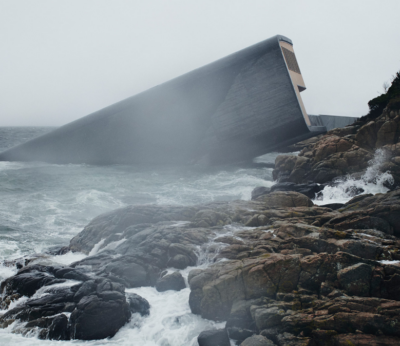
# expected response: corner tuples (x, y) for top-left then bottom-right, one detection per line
(282, 47), (301, 74)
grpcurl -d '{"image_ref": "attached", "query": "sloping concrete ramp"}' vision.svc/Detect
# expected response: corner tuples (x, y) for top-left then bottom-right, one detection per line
(309, 114), (358, 131)
(0, 35), (325, 165)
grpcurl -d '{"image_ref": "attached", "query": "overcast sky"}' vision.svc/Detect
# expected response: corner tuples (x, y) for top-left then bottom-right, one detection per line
(1, 0), (399, 126)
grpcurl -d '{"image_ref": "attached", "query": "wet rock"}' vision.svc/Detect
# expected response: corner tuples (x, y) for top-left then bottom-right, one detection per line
(69, 212), (218, 279)
(274, 332), (313, 346)
(69, 293), (130, 340)
(155, 272), (186, 292)
(331, 333), (400, 345)
(69, 205), (201, 254)
(19, 314), (69, 340)
(252, 186), (271, 200)
(256, 191), (314, 208)
(197, 328), (230, 346)
(1, 266), (66, 298)
(253, 306), (292, 331)
(46, 314), (69, 340)
(0, 265), (133, 341)
(126, 293), (150, 316)
(344, 185), (365, 197)
(240, 335), (276, 346)
(228, 327), (255, 343)
(226, 299), (257, 342)
(270, 182), (323, 199)
(319, 203), (345, 210)
(54, 267), (91, 281)
(274, 156), (298, 180)
(99, 256), (159, 287)
(356, 121), (381, 150)
(215, 236), (245, 245)
(4, 146), (400, 344)
(189, 253), (303, 321)
(73, 280), (97, 302)
(337, 263), (373, 297)
(167, 243), (197, 269)
(327, 214), (392, 235)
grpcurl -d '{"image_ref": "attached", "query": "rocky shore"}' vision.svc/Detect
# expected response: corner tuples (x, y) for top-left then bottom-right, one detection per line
(1, 186), (400, 345)
(1, 73), (400, 345)
(273, 72), (400, 187)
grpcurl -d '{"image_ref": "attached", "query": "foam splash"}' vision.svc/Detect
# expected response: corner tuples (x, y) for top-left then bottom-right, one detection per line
(89, 238), (106, 256)
(50, 252), (87, 266)
(379, 260), (400, 265)
(0, 264), (17, 286)
(315, 149), (395, 205)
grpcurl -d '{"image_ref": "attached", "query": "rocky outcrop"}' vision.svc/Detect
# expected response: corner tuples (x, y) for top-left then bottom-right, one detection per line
(198, 329), (231, 346)
(252, 183), (323, 200)
(0, 264), (135, 340)
(2, 179), (400, 343)
(256, 191), (314, 208)
(186, 189), (400, 345)
(156, 272), (186, 292)
(126, 292), (150, 316)
(241, 335), (275, 346)
(273, 105), (400, 186)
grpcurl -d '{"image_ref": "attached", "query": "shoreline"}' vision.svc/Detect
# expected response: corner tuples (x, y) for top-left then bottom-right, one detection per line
(1, 77), (400, 345)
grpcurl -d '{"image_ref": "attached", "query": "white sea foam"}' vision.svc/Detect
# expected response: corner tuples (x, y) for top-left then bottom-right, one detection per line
(99, 238), (126, 253)
(119, 287), (224, 346)
(379, 260), (400, 265)
(0, 264), (17, 284)
(50, 252), (87, 266)
(314, 149), (394, 205)
(89, 238), (106, 256)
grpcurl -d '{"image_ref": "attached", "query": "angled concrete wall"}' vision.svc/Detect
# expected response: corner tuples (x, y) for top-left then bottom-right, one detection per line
(0, 35), (318, 165)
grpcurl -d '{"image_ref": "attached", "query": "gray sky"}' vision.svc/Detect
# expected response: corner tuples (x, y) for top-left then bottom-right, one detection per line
(1, 0), (399, 126)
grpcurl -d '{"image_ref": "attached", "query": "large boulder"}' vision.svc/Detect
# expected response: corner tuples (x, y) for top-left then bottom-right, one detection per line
(69, 293), (130, 340)
(331, 333), (400, 345)
(337, 263), (373, 297)
(356, 121), (382, 150)
(251, 186), (271, 200)
(155, 272), (186, 292)
(0, 266), (133, 340)
(269, 182), (323, 199)
(256, 191), (313, 208)
(126, 293), (150, 316)
(188, 253), (303, 321)
(198, 329), (230, 346)
(240, 335), (276, 346)
(376, 119), (400, 147)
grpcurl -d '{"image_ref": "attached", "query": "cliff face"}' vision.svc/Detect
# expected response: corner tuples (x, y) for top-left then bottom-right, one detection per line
(273, 72), (400, 186)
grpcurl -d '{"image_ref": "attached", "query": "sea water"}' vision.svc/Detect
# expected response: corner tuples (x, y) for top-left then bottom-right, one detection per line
(0, 127), (275, 345)
(0, 127), (393, 345)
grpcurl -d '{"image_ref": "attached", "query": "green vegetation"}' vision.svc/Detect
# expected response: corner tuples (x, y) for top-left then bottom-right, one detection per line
(367, 71), (400, 119)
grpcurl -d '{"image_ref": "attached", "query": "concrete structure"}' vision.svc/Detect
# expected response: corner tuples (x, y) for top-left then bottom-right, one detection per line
(309, 114), (358, 131)
(0, 35), (326, 165)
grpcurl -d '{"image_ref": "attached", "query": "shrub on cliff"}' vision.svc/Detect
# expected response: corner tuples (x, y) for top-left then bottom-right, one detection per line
(367, 71), (400, 119)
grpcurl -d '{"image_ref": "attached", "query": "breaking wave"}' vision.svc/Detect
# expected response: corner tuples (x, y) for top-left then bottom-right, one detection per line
(314, 149), (395, 205)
